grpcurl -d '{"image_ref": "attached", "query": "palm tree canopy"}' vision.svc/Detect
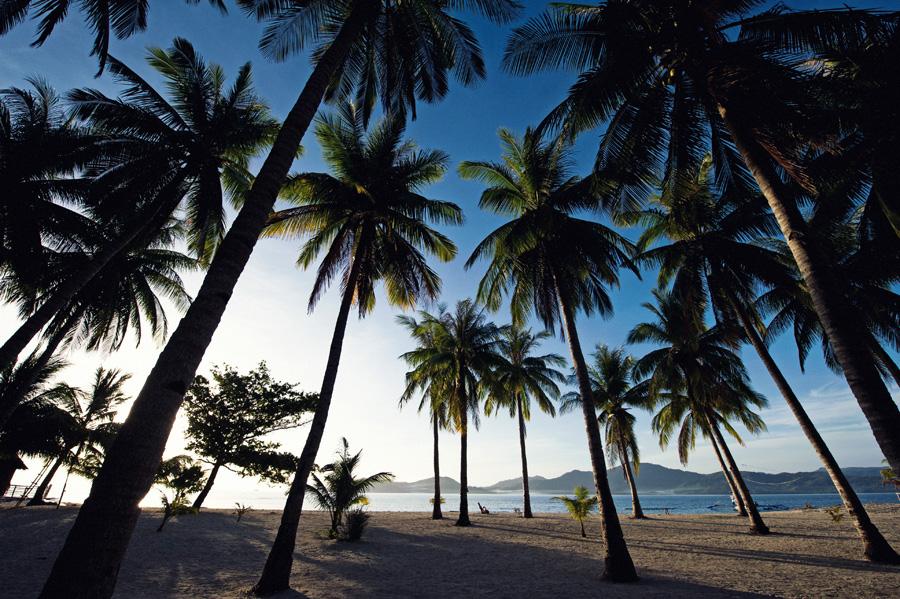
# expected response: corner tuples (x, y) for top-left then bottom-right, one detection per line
(306, 437), (393, 519)
(238, 0), (521, 125)
(462, 128), (636, 331)
(554, 485), (598, 520)
(265, 104), (462, 316)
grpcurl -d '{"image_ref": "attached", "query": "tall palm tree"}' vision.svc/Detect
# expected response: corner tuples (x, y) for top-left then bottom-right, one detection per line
(397, 301), (503, 528)
(560, 345), (651, 519)
(40, 5), (518, 596)
(463, 128), (638, 581)
(631, 160), (898, 560)
(28, 368), (130, 506)
(504, 0), (900, 476)
(398, 314), (452, 520)
(253, 105), (461, 595)
(485, 325), (565, 518)
(629, 289), (769, 534)
(0, 37), (277, 373)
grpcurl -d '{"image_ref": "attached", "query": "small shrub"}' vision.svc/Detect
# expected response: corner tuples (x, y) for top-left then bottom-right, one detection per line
(234, 503), (252, 523)
(429, 496), (446, 506)
(341, 508), (370, 541)
(824, 505), (844, 523)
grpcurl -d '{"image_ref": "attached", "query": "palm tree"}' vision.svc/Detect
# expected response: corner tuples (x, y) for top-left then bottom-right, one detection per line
(307, 438), (393, 538)
(398, 301), (503, 528)
(561, 345), (651, 519)
(398, 315), (452, 520)
(40, 5), (518, 596)
(28, 368), (130, 506)
(0, 37), (277, 374)
(554, 485), (598, 538)
(485, 326), (565, 518)
(463, 128), (638, 581)
(504, 0), (900, 477)
(632, 160), (899, 561)
(253, 106), (460, 594)
(629, 289), (769, 534)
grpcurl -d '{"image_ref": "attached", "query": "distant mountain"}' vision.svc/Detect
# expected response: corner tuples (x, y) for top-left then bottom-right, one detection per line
(371, 463), (890, 495)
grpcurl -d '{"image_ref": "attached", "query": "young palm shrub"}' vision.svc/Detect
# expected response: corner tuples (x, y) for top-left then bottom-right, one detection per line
(485, 326), (566, 518)
(307, 438), (393, 540)
(40, 4), (519, 596)
(254, 105), (461, 592)
(560, 345), (652, 519)
(504, 1), (900, 477)
(630, 289), (769, 534)
(462, 128), (638, 581)
(398, 301), (504, 527)
(154, 455), (206, 532)
(555, 486), (598, 538)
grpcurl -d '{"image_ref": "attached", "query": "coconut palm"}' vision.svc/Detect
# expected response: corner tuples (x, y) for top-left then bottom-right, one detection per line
(0, 37), (277, 374)
(484, 326), (565, 518)
(254, 105), (460, 593)
(463, 128), (638, 581)
(504, 0), (900, 476)
(398, 314), (452, 520)
(398, 301), (503, 527)
(27, 368), (129, 506)
(632, 160), (897, 559)
(560, 345), (651, 519)
(554, 485), (598, 538)
(41, 5), (518, 595)
(629, 289), (769, 534)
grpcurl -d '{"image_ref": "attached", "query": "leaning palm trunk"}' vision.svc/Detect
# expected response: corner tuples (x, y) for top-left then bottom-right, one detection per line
(730, 299), (899, 562)
(191, 462), (221, 510)
(252, 252), (363, 596)
(37, 12), (370, 599)
(432, 414), (442, 520)
(707, 416), (769, 534)
(558, 294), (637, 582)
(619, 446), (644, 519)
(516, 396), (533, 518)
(28, 454), (66, 505)
(456, 404), (471, 526)
(708, 429), (747, 516)
(718, 105), (900, 476)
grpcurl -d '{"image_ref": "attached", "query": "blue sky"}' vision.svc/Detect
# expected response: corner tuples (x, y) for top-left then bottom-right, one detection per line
(2, 1), (897, 507)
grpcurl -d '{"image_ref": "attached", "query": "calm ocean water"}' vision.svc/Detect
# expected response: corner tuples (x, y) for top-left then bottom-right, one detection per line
(220, 491), (898, 514)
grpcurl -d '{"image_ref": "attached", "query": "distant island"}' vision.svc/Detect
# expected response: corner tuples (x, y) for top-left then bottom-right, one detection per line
(371, 463), (890, 495)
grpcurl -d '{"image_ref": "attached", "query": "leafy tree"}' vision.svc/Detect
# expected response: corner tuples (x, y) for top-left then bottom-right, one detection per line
(554, 486), (598, 538)
(504, 0), (900, 478)
(183, 362), (317, 509)
(463, 128), (638, 581)
(306, 438), (392, 539)
(154, 455), (206, 532)
(485, 326), (565, 518)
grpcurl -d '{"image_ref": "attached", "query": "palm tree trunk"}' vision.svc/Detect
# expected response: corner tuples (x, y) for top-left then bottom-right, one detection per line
(580, 519), (586, 538)
(719, 105), (900, 475)
(620, 446), (644, 519)
(870, 341), (900, 389)
(191, 462), (221, 510)
(252, 245), (365, 596)
(432, 414), (442, 520)
(456, 406), (471, 526)
(27, 454), (65, 505)
(516, 396), (533, 518)
(38, 10), (372, 599)
(557, 291), (637, 582)
(730, 299), (898, 562)
(707, 417), (769, 534)
(709, 428), (747, 516)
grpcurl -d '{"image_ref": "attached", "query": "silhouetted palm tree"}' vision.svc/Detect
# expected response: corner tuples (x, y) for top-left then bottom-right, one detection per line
(561, 345), (651, 519)
(485, 325), (565, 518)
(504, 0), (900, 476)
(254, 105), (460, 593)
(630, 289), (769, 534)
(463, 128), (638, 581)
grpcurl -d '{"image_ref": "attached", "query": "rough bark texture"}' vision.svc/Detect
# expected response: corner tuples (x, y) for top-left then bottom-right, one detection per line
(456, 406), (471, 527)
(517, 396), (533, 518)
(252, 245), (364, 596)
(558, 294), (637, 582)
(27, 455), (64, 505)
(732, 300), (899, 562)
(432, 415), (442, 520)
(710, 431), (747, 516)
(708, 419), (769, 534)
(191, 462), (221, 510)
(37, 12), (368, 599)
(620, 448), (644, 519)
(719, 105), (900, 475)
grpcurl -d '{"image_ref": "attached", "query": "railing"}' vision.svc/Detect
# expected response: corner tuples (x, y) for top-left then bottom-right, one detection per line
(4, 484), (32, 499)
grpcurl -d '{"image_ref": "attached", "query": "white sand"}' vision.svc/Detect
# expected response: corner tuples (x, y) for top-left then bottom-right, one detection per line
(1, 504), (898, 598)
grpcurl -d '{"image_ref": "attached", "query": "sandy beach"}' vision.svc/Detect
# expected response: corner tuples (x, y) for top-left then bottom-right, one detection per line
(1, 504), (898, 598)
